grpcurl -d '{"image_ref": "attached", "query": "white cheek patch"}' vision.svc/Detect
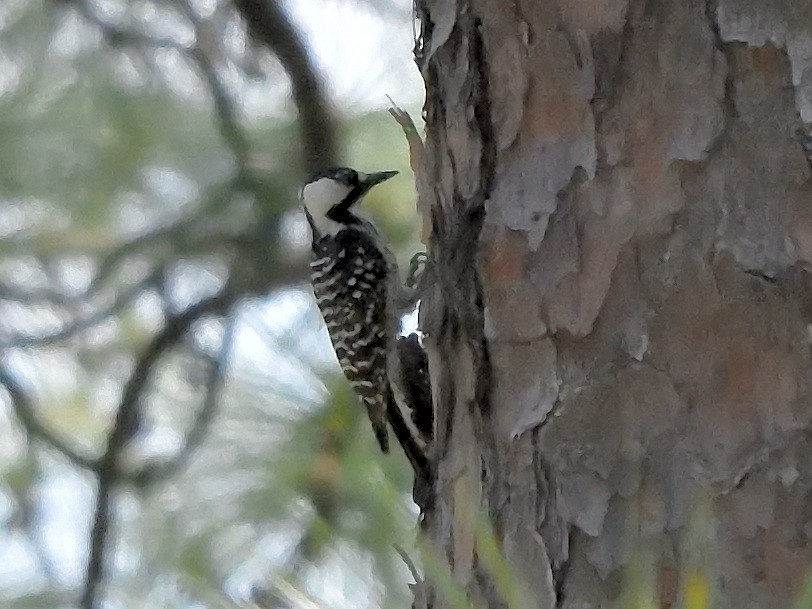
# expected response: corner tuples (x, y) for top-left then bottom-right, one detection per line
(302, 177), (354, 237)
(302, 178), (352, 217)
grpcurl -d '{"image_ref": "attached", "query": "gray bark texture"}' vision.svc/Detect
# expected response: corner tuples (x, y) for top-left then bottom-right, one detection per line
(414, 0), (812, 608)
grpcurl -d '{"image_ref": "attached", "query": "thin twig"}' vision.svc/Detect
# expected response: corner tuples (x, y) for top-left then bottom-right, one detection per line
(19, 449), (61, 584)
(128, 313), (237, 486)
(84, 174), (244, 300)
(0, 365), (99, 471)
(81, 291), (233, 609)
(394, 543), (422, 583)
(387, 98), (432, 244)
(0, 268), (163, 350)
(190, 46), (251, 167)
(0, 282), (80, 306)
(168, 0), (251, 166)
(59, 0), (251, 171)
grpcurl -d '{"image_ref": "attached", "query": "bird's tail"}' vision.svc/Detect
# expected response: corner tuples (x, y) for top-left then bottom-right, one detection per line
(359, 392), (390, 453)
(385, 394), (429, 477)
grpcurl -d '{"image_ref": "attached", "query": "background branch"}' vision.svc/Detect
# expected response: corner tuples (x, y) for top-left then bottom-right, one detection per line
(81, 291), (234, 609)
(0, 268), (164, 350)
(0, 365), (99, 471)
(60, 0), (251, 171)
(233, 0), (339, 172)
(128, 313), (237, 486)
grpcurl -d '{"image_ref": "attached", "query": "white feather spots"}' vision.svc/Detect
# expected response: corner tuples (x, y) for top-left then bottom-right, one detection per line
(307, 223), (395, 443)
(323, 274), (342, 288)
(310, 257), (332, 272)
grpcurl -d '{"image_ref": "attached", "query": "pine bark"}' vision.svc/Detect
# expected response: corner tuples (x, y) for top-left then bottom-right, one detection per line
(415, 0), (812, 607)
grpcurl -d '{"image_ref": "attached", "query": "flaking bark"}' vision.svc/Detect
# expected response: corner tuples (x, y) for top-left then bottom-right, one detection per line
(415, 0), (812, 607)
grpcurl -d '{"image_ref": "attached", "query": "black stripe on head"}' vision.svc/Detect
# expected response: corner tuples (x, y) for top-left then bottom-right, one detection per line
(327, 184), (367, 224)
(302, 205), (326, 253)
(304, 168), (397, 225)
(306, 167), (358, 186)
(303, 167), (362, 224)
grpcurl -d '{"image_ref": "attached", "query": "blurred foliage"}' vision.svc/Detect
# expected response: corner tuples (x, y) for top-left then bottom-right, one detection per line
(0, 0), (424, 607)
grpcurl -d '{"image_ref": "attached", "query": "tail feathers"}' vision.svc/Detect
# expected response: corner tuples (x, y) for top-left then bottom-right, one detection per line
(344, 365), (391, 453)
(385, 395), (429, 476)
(360, 393), (390, 453)
(395, 334), (433, 441)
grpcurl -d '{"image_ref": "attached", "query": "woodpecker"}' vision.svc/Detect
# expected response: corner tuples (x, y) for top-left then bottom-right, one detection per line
(302, 167), (429, 474)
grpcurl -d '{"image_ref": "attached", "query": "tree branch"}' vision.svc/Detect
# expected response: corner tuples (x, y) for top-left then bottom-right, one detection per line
(128, 313), (237, 486)
(232, 0), (338, 172)
(0, 365), (99, 471)
(0, 267), (163, 350)
(169, 0), (252, 167)
(81, 291), (234, 609)
(58, 0), (251, 170)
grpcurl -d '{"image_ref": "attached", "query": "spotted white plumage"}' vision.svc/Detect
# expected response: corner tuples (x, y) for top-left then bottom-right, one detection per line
(309, 224), (392, 451)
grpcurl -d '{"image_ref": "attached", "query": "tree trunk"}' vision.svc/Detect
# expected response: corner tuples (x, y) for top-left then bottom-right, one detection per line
(415, 0), (812, 607)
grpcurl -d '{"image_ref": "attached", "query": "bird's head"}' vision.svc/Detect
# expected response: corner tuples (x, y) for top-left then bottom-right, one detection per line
(301, 167), (398, 238)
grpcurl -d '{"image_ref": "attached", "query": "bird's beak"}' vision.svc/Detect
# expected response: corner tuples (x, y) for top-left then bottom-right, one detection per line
(358, 170), (399, 188)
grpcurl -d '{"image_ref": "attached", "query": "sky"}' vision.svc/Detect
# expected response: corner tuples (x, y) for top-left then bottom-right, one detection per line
(284, 0), (424, 111)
